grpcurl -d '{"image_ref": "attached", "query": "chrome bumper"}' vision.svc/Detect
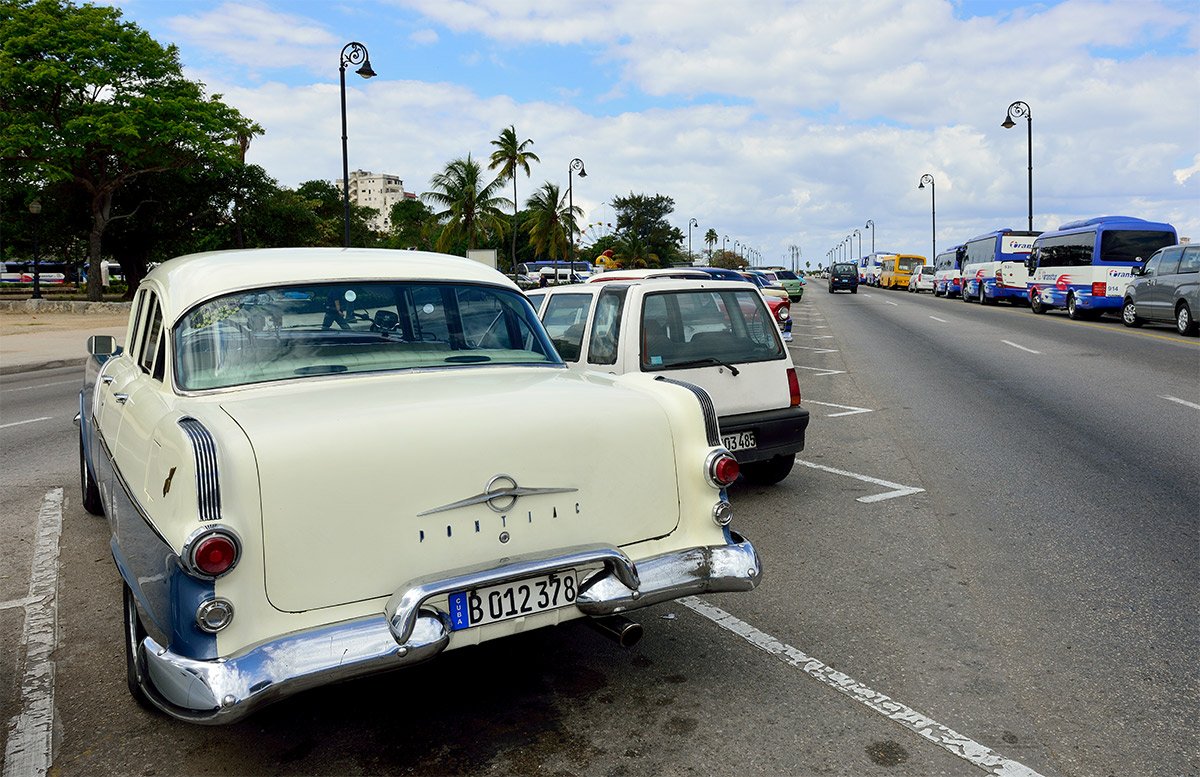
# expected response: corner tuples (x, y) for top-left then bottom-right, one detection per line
(139, 532), (762, 724)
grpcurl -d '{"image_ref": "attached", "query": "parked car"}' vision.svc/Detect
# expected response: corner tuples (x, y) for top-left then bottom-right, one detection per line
(77, 248), (762, 723)
(737, 271), (792, 340)
(761, 269), (806, 301)
(532, 278), (810, 485)
(587, 268), (710, 283)
(907, 265), (936, 293)
(1121, 244), (1199, 335)
(828, 262), (859, 293)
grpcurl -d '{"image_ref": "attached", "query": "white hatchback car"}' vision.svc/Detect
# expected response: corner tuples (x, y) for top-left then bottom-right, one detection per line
(530, 278), (810, 485)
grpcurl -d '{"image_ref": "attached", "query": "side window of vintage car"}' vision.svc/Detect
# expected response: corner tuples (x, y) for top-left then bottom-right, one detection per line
(587, 288), (625, 365)
(137, 293), (165, 380)
(542, 294), (592, 362)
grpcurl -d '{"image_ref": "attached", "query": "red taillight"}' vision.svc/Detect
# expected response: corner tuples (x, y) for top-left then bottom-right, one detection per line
(1091, 281), (1107, 297)
(709, 453), (740, 487)
(192, 533), (239, 577)
(787, 367), (801, 407)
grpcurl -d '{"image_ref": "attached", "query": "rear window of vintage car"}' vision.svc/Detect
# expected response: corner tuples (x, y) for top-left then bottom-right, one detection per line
(640, 288), (783, 370)
(174, 282), (558, 389)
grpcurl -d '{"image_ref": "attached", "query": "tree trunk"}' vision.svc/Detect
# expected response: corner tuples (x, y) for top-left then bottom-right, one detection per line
(86, 190), (113, 302)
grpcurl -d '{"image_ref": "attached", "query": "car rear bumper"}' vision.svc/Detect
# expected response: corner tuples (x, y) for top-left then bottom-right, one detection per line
(136, 533), (762, 724)
(719, 406), (809, 464)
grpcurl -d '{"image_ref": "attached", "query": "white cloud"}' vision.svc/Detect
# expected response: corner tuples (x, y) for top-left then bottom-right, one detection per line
(1174, 153), (1200, 185)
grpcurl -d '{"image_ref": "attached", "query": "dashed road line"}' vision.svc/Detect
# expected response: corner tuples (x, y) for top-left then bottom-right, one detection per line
(680, 598), (1045, 777)
(1, 379), (78, 393)
(1161, 395), (1200, 410)
(929, 315), (948, 323)
(883, 300), (898, 306)
(789, 345), (839, 353)
(4, 488), (63, 777)
(1001, 340), (1041, 354)
(0, 416), (54, 430)
(797, 459), (924, 503)
(806, 400), (873, 417)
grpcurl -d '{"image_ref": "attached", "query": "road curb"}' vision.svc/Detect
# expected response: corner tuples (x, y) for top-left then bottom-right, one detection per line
(0, 358), (83, 377)
(0, 300), (131, 314)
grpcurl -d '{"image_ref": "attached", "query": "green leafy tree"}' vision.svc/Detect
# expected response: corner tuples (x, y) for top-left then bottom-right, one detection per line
(524, 181), (581, 263)
(710, 249), (743, 270)
(704, 228), (718, 260)
(610, 192), (685, 268)
(488, 126), (539, 273)
(422, 154), (509, 253)
(0, 0), (263, 299)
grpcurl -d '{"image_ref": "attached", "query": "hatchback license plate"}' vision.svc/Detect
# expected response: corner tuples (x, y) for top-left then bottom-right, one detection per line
(722, 430), (756, 452)
(448, 571), (578, 630)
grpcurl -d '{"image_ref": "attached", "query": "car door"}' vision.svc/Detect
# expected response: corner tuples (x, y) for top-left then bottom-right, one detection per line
(1147, 247), (1183, 321)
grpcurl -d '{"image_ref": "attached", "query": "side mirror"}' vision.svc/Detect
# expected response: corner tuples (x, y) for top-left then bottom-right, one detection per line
(87, 334), (117, 356)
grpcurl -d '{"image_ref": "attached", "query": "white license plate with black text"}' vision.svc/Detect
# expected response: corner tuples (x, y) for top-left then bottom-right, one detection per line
(448, 571), (578, 630)
(722, 431), (756, 452)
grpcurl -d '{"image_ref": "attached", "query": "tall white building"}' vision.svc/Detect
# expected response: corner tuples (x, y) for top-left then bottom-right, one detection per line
(335, 170), (418, 232)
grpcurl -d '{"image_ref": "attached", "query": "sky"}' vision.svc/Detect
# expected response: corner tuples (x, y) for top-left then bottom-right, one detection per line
(109, 0), (1200, 267)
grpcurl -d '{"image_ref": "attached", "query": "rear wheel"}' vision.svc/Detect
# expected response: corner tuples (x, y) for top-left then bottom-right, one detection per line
(979, 285), (993, 305)
(124, 585), (156, 710)
(740, 454), (795, 486)
(1177, 302), (1198, 336)
(1030, 291), (1046, 314)
(1066, 294), (1094, 320)
(79, 429), (103, 516)
(1121, 299), (1143, 328)
(850, 287), (857, 294)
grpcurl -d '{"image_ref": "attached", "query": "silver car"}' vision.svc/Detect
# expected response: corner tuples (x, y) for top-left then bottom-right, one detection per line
(1122, 245), (1199, 335)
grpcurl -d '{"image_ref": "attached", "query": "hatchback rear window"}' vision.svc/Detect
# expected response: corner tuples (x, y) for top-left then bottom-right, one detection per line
(640, 289), (783, 370)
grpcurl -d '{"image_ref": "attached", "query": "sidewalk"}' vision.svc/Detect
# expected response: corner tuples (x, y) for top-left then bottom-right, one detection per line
(0, 302), (131, 375)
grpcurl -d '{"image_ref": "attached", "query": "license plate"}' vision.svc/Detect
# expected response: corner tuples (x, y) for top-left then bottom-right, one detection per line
(447, 571), (578, 630)
(722, 430), (756, 452)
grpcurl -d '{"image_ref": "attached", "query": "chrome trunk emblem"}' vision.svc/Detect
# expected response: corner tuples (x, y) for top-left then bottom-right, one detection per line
(417, 474), (577, 516)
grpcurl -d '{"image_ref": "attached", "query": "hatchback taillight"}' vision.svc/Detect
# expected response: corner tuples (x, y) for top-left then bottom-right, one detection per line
(787, 368), (801, 407)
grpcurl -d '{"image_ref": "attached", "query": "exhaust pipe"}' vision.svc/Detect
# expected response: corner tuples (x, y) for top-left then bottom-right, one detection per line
(587, 614), (644, 648)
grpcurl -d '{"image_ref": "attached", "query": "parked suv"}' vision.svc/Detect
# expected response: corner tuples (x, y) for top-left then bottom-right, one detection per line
(1122, 244), (1199, 335)
(828, 262), (859, 293)
(532, 278), (811, 484)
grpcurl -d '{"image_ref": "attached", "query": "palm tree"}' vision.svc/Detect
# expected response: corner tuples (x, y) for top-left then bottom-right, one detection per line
(525, 181), (582, 265)
(488, 126), (540, 273)
(422, 154), (510, 253)
(704, 228), (718, 258)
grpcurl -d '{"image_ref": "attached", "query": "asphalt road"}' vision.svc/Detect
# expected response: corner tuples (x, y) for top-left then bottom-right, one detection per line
(1, 292), (1197, 776)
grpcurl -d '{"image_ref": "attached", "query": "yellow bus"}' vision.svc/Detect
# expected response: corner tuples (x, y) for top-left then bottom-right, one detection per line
(878, 254), (927, 289)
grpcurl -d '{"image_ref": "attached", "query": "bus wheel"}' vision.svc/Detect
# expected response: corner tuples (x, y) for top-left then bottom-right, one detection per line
(1030, 291), (1046, 314)
(1067, 294), (1087, 320)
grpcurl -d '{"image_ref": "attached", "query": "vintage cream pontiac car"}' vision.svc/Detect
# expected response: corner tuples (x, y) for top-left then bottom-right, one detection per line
(77, 248), (761, 724)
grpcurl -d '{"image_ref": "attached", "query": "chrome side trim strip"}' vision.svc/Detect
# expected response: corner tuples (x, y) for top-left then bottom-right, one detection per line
(385, 543), (640, 644)
(178, 417), (221, 522)
(654, 376), (720, 445)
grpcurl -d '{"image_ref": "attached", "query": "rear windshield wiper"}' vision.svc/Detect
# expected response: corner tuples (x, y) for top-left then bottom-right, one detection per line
(666, 357), (739, 376)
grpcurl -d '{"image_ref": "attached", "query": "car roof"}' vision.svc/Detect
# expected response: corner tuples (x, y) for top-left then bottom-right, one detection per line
(141, 248), (517, 325)
(541, 278), (757, 295)
(586, 268), (710, 282)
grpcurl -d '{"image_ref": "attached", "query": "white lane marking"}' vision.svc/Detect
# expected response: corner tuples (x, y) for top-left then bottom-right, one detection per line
(797, 459), (924, 503)
(789, 345), (839, 353)
(1161, 395), (1200, 410)
(806, 400), (874, 417)
(883, 300), (898, 306)
(929, 315), (948, 323)
(0, 416), (54, 430)
(4, 488), (64, 777)
(1001, 340), (1041, 354)
(0, 595), (37, 611)
(680, 598), (1046, 777)
(1, 379), (77, 393)
(792, 366), (846, 377)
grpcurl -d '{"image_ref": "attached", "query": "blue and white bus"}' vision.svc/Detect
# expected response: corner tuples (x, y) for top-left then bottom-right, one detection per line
(960, 229), (1040, 304)
(1027, 216), (1177, 319)
(858, 253), (893, 286)
(932, 245), (965, 297)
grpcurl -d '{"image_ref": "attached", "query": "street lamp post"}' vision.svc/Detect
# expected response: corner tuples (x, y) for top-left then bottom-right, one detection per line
(28, 198), (42, 300)
(688, 218), (698, 264)
(1002, 100), (1033, 232)
(339, 41), (376, 248)
(567, 158), (587, 279)
(853, 229), (861, 262)
(918, 174), (936, 260)
(864, 219), (874, 255)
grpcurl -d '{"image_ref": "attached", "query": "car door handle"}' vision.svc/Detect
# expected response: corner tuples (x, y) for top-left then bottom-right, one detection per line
(113, 393), (129, 404)
(101, 375), (115, 385)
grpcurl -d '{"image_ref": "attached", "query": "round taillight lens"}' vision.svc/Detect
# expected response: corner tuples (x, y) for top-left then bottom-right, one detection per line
(712, 454), (740, 487)
(193, 534), (238, 576)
